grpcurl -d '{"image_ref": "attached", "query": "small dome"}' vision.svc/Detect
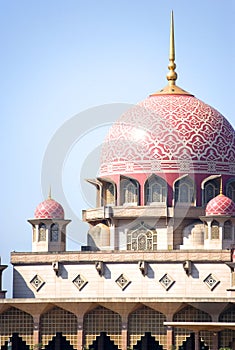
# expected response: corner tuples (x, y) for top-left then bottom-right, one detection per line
(206, 194), (235, 216)
(34, 198), (64, 219)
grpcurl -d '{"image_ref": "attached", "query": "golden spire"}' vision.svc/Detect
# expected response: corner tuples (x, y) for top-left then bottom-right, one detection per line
(48, 186), (52, 199)
(167, 11), (177, 86)
(150, 11), (192, 96)
(220, 175), (223, 195)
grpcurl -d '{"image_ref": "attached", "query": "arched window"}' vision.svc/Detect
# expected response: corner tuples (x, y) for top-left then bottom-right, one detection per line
(227, 181), (235, 202)
(204, 178), (220, 204)
(224, 220), (232, 240)
(39, 223), (46, 241)
(145, 175), (167, 204)
(127, 224), (157, 251)
(121, 178), (139, 205)
(175, 176), (195, 204)
(104, 182), (115, 205)
(211, 220), (219, 239)
(50, 223), (59, 242)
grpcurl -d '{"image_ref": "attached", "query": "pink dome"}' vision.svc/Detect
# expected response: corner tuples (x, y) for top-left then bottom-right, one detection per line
(34, 198), (64, 219)
(206, 194), (235, 216)
(99, 94), (235, 178)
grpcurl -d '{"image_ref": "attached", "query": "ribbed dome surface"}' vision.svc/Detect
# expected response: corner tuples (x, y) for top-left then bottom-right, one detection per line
(34, 198), (64, 219)
(99, 94), (235, 177)
(206, 194), (235, 216)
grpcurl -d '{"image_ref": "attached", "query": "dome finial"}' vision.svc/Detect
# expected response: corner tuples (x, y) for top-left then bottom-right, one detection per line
(48, 186), (52, 199)
(150, 11), (192, 96)
(167, 11), (177, 86)
(220, 175), (223, 195)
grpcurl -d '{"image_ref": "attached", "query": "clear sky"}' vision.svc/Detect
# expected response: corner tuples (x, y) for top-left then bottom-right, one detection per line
(1, 0), (234, 296)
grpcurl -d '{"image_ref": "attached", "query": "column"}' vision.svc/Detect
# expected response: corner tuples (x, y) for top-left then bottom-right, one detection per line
(212, 332), (219, 350)
(194, 331), (199, 350)
(77, 316), (84, 350)
(121, 316), (128, 350)
(33, 315), (40, 349)
(166, 326), (174, 350)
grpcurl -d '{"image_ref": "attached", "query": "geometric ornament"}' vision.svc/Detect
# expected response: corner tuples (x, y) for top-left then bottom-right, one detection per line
(115, 274), (131, 290)
(73, 274), (88, 291)
(206, 194), (235, 216)
(159, 273), (175, 290)
(203, 273), (220, 290)
(30, 275), (45, 291)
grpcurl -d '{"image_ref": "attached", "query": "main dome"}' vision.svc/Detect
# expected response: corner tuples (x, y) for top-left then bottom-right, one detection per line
(99, 94), (235, 177)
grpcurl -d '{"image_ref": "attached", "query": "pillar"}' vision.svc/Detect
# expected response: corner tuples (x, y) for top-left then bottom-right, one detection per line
(33, 315), (40, 348)
(166, 326), (174, 350)
(77, 317), (84, 350)
(121, 316), (128, 350)
(194, 331), (199, 350)
(212, 332), (219, 350)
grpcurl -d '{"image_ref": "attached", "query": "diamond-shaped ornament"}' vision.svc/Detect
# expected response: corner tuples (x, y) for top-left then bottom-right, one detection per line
(73, 274), (88, 291)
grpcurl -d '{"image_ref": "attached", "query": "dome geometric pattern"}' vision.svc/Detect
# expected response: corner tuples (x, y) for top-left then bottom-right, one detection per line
(34, 198), (64, 219)
(206, 194), (235, 216)
(100, 95), (235, 176)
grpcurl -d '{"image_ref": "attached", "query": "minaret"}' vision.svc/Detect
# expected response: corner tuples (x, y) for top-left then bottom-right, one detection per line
(28, 191), (71, 252)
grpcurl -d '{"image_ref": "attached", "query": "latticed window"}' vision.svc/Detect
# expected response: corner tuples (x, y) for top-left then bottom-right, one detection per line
(204, 179), (220, 204)
(174, 305), (212, 350)
(50, 223), (59, 242)
(39, 223), (46, 241)
(211, 220), (219, 239)
(127, 224), (157, 251)
(128, 306), (167, 349)
(224, 220), (232, 240)
(227, 182), (235, 202)
(145, 175), (167, 204)
(0, 307), (34, 349)
(121, 178), (138, 205)
(219, 305), (235, 348)
(175, 177), (195, 204)
(84, 306), (122, 349)
(40, 307), (77, 349)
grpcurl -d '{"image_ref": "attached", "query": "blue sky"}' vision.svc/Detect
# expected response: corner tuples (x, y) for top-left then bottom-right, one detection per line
(1, 1), (234, 296)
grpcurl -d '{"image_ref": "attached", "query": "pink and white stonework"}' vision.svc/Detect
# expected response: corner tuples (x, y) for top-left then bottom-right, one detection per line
(1, 16), (235, 350)
(34, 198), (64, 219)
(206, 194), (235, 216)
(100, 95), (235, 178)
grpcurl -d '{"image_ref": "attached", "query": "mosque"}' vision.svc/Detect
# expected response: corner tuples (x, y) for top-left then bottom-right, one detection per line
(1, 11), (235, 350)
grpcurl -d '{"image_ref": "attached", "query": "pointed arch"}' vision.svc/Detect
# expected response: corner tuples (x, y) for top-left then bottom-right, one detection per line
(120, 176), (139, 205)
(201, 175), (220, 205)
(0, 307), (34, 349)
(226, 178), (235, 202)
(173, 305), (212, 350)
(83, 306), (122, 349)
(39, 223), (46, 241)
(50, 223), (59, 242)
(128, 305), (167, 349)
(174, 175), (195, 205)
(102, 179), (116, 206)
(40, 306), (77, 349)
(144, 174), (167, 205)
(127, 223), (157, 251)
